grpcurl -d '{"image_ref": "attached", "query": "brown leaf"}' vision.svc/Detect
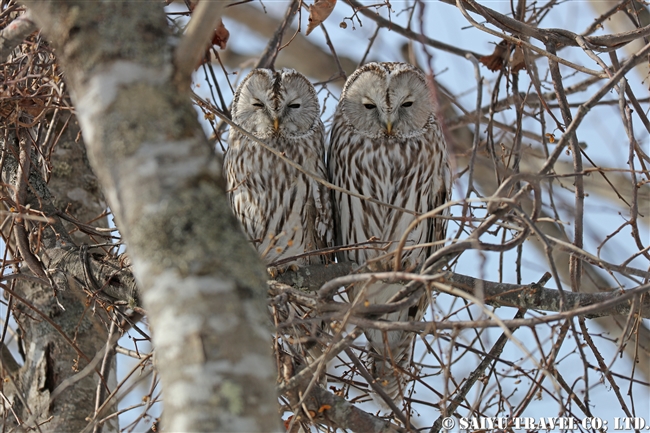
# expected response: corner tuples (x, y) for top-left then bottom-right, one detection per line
(196, 19), (229, 69)
(510, 45), (526, 73)
(283, 415), (294, 430)
(212, 19), (229, 50)
(479, 40), (508, 72)
(306, 0), (337, 36)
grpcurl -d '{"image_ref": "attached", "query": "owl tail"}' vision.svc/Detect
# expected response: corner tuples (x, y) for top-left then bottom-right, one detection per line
(358, 282), (425, 408)
(366, 327), (415, 406)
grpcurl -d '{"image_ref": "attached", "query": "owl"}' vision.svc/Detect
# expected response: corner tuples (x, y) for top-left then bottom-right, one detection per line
(225, 68), (334, 269)
(328, 62), (451, 406)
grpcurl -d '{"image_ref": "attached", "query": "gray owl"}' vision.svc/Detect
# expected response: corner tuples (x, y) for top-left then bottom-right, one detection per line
(225, 68), (334, 268)
(328, 62), (451, 406)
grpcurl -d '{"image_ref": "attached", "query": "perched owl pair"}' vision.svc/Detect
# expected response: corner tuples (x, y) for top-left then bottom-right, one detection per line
(224, 62), (451, 407)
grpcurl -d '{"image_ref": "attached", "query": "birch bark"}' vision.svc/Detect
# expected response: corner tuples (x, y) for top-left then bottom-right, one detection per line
(24, 2), (281, 431)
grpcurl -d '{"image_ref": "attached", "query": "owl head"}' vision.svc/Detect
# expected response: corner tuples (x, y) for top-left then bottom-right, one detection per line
(338, 62), (434, 138)
(231, 68), (321, 138)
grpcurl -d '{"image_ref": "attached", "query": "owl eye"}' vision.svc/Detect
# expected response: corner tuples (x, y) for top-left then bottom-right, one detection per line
(288, 103), (301, 109)
(252, 102), (264, 108)
(401, 101), (413, 107)
(363, 103), (376, 109)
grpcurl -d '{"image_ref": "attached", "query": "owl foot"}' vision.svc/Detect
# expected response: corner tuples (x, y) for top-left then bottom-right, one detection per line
(267, 266), (280, 279)
(267, 263), (300, 279)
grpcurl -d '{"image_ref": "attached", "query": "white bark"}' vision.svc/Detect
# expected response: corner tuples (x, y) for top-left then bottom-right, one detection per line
(24, 2), (282, 431)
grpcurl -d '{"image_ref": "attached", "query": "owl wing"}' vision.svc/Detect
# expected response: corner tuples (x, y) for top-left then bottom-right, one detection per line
(310, 121), (335, 257)
(224, 132), (261, 244)
(426, 122), (451, 259)
(327, 110), (352, 259)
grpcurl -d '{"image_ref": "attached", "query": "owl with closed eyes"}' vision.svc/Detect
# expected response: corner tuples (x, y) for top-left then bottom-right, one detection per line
(328, 62), (451, 407)
(225, 68), (334, 268)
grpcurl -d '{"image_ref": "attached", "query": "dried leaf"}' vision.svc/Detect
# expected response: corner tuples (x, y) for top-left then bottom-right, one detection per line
(510, 45), (526, 73)
(211, 19), (229, 50)
(196, 20), (229, 68)
(306, 0), (337, 36)
(479, 40), (508, 72)
(283, 415), (294, 430)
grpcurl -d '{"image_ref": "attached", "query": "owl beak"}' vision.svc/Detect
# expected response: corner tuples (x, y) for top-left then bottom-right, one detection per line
(273, 118), (280, 132)
(385, 121), (393, 135)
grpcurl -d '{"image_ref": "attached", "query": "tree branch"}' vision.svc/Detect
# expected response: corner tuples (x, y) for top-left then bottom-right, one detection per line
(174, 0), (227, 87)
(345, 0), (483, 59)
(276, 263), (650, 319)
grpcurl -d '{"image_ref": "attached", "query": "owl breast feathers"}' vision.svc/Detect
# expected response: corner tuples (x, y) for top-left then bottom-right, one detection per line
(225, 68), (334, 266)
(328, 62), (451, 406)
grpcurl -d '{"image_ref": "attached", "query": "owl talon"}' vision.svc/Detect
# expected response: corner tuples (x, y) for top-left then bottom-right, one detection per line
(268, 263), (300, 279)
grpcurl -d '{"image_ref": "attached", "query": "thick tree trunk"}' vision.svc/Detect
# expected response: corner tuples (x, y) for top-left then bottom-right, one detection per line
(24, 2), (282, 431)
(0, 124), (118, 431)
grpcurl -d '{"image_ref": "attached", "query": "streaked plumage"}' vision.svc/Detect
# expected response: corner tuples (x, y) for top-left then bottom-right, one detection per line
(328, 62), (451, 406)
(225, 68), (334, 267)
